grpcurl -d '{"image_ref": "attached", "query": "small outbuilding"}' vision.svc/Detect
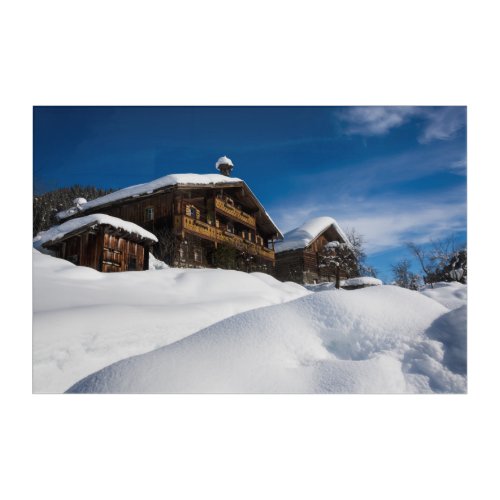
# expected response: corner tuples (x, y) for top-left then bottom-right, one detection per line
(34, 214), (158, 272)
(274, 216), (354, 285)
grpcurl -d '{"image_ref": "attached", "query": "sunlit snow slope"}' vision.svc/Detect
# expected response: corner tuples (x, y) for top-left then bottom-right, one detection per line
(68, 283), (467, 394)
(33, 249), (308, 392)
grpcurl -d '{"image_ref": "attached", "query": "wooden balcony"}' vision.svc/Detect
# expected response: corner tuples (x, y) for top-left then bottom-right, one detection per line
(175, 215), (275, 262)
(176, 215), (217, 240)
(215, 197), (256, 228)
(257, 245), (274, 260)
(219, 231), (275, 262)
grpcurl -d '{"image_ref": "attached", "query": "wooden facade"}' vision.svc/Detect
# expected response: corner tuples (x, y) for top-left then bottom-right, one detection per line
(42, 224), (154, 272)
(58, 181), (281, 273)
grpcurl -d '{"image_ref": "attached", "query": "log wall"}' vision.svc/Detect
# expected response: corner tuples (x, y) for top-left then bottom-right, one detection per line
(95, 191), (175, 233)
(101, 232), (145, 272)
(51, 228), (149, 272)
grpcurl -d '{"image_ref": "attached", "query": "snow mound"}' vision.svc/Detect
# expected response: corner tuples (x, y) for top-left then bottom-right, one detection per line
(73, 197), (87, 206)
(33, 250), (309, 393)
(420, 281), (467, 310)
(304, 276), (382, 292)
(215, 156), (233, 169)
(67, 285), (466, 394)
(148, 253), (169, 270)
(403, 305), (467, 393)
(343, 276), (383, 287)
(275, 216), (351, 253)
(304, 282), (339, 292)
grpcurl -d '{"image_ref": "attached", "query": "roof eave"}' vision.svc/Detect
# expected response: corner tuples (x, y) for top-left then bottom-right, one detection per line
(42, 222), (157, 248)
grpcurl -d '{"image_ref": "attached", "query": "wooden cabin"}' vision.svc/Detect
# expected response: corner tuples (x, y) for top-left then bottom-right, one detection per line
(55, 159), (282, 273)
(274, 217), (354, 285)
(36, 214), (158, 272)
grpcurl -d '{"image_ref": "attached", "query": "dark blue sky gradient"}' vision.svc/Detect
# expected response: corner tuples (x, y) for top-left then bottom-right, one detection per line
(33, 106), (467, 281)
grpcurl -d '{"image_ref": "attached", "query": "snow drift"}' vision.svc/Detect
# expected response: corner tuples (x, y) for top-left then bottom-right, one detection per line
(32, 249), (308, 393)
(67, 285), (467, 394)
(420, 281), (467, 310)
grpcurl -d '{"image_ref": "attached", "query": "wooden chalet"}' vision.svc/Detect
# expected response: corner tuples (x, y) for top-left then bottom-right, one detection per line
(274, 217), (353, 285)
(36, 214), (158, 272)
(55, 158), (282, 273)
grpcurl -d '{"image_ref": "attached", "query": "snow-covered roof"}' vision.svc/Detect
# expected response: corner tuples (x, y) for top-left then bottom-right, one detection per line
(56, 173), (243, 220)
(274, 216), (351, 253)
(34, 214), (158, 249)
(215, 156), (233, 169)
(56, 172), (283, 238)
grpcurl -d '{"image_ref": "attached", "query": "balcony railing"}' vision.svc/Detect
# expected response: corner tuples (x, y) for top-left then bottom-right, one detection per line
(215, 197), (256, 228)
(175, 215), (274, 262)
(181, 215), (217, 240)
(257, 245), (274, 259)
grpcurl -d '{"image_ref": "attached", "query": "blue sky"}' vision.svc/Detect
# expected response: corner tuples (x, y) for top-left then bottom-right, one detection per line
(33, 106), (467, 281)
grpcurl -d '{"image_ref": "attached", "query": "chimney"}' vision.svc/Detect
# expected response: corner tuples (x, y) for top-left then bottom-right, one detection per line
(215, 155), (234, 177)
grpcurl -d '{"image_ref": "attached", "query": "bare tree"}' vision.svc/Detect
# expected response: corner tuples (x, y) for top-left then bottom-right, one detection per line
(345, 228), (366, 270)
(391, 258), (422, 290)
(345, 227), (378, 278)
(406, 242), (433, 282)
(407, 237), (466, 285)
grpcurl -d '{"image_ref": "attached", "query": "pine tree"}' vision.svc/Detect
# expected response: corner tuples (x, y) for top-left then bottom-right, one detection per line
(33, 185), (113, 235)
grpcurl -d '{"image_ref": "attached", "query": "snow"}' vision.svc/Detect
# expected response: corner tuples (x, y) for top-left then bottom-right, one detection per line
(304, 281), (340, 292)
(33, 213), (158, 250)
(343, 276), (383, 287)
(148, 252), (169, 270)
(33, 243), (466, 394)
(275, 216), (352, 253)
(304, 276), (383, 292)
(420, 281), (467, 310)
(32, 249), (309, 393)
(56, 173), (243, 219)
(325, 240), (340, 248)
(215, 155), (234, 168)
(73, 197), (87, 206)
(66, 284), (467, 394)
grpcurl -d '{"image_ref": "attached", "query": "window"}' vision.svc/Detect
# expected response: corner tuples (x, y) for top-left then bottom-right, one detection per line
(145, 207), (154, 222)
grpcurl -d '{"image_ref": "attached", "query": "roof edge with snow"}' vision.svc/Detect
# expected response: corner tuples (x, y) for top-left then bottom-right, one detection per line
(274, 216), (352, 254)
(56, 173), (283, 239)
(33, 214), (158, 250)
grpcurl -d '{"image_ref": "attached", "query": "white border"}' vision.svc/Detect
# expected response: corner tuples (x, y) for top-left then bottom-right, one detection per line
(2, 1), (499, 499)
